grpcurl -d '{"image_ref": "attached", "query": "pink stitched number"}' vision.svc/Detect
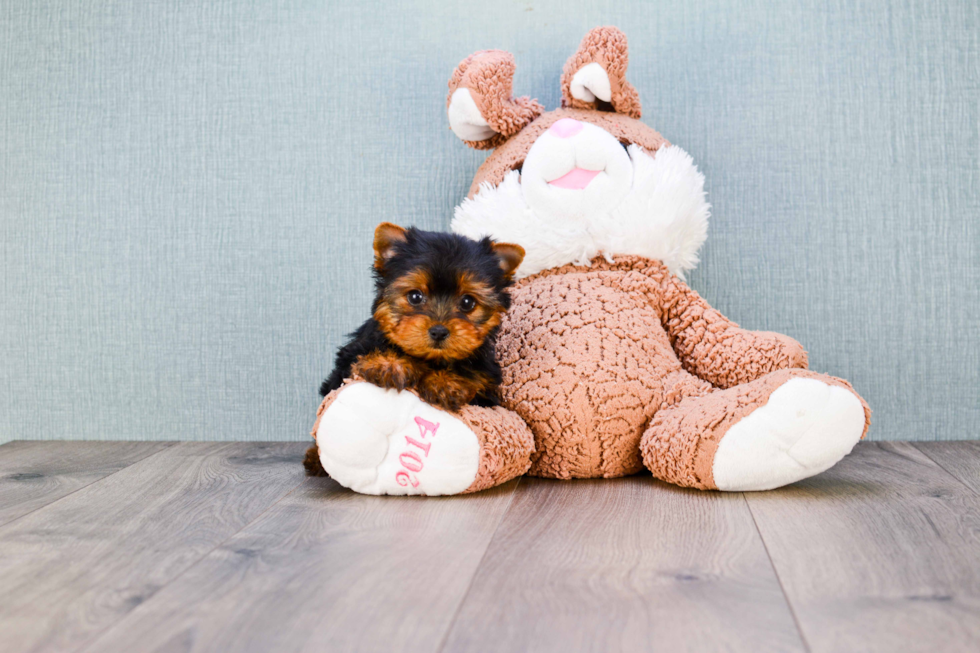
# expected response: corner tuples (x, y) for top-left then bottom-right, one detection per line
(394, 417), (441, 488)
(414, 416), (440, 439)
(404, 435), (431, 456)
(396, 471), (419, 487)
(399, 451), (424, 473)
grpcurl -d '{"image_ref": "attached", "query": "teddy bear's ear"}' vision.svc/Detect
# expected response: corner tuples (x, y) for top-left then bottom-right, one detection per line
(560, 27), (641, 119)
(447, 50), (544, 150)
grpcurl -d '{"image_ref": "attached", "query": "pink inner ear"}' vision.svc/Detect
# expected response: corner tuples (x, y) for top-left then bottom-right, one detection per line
(549, 118), (585, 139)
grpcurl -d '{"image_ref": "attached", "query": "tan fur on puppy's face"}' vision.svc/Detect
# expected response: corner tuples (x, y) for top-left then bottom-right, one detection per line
(374, 269), (506, 361)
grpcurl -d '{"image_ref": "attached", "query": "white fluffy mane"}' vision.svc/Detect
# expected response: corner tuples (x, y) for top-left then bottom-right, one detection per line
(452, 145), (710, 280)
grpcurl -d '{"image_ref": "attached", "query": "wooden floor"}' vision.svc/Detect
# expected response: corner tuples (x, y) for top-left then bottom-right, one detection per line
(0, 442), (977, 652)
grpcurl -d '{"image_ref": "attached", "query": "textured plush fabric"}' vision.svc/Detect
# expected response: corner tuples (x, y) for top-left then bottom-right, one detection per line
(458, 404), (535, 493)
(447, 50), (544, 150)
(561, 26), (642, 118)
(454, 143), (709, 280)
(465, 108), (669, 198)
(494, 255), (869, 482)
(641, 368), (871, 489)
(1, 1), (977, 446)
(310, 386), (344, 444)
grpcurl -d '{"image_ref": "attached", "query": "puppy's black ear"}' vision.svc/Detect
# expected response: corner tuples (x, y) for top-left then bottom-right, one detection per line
(491, 242), (525, 279)
(374, 223), (408, 270)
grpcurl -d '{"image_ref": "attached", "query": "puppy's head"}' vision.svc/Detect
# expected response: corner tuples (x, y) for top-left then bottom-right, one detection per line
(371, 223), (524, 361)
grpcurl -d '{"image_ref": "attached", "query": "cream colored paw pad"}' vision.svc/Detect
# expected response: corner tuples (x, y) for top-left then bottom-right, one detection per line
(712, 378), (865, 491)
(316, 384), (480, 496)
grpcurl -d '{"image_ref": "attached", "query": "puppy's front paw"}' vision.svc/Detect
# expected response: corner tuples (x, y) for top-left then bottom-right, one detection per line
(420, 370), (480, 412)
(352, 352), (422, 391)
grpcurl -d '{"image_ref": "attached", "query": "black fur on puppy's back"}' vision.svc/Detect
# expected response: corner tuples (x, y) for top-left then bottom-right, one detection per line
(318, 319), (389, 397)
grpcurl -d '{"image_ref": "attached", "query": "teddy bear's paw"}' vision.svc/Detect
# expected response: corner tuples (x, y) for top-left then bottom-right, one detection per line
(711, 378), (866, 491)
(315, 383), (481, 496)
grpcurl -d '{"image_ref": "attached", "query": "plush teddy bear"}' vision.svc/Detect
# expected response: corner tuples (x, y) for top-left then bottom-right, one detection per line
(311, 27), (870, 495)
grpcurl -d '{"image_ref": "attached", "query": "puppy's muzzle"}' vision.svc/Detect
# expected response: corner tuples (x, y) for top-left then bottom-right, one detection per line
(428, 325), (450, 345)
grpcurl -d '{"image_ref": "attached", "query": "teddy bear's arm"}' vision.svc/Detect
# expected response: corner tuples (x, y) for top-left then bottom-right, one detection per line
(653, 265), (808, 389)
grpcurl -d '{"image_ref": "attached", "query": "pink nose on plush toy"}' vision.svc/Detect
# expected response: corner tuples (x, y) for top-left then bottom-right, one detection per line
(549, 118), (584, 139)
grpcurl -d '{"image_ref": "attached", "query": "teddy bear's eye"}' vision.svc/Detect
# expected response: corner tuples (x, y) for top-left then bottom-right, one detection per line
(459, 295), (477, 313)
(407, 290), (425, 306)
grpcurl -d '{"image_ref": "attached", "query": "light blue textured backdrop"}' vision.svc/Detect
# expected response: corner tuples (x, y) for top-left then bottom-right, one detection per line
(1, 0), (977, 444)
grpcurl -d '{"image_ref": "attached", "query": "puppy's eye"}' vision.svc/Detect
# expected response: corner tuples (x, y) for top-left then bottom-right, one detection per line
(459, 295), (477, 313)
(406, 290), (425, 306)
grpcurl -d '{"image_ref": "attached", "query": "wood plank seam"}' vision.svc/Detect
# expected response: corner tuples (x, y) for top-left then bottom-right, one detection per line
(743, 443), (980, 652)
(435, 477), (523, 653)
(439, 476), (808, 652)
(0, 441), (178, 529)
(0, 441), (311, 652)
(742, 493), (813, 653)
(79, 473), (524, 652)
(79, 470), (311, 652)
(911, 443), (980, 498)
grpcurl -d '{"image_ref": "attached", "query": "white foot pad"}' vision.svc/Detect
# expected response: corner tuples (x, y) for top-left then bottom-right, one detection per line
(316, 383), (480, 495)
(712, 378), (865, 491)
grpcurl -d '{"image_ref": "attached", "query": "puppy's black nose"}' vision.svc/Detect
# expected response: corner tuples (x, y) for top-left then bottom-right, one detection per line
(428, 325), (450, 343)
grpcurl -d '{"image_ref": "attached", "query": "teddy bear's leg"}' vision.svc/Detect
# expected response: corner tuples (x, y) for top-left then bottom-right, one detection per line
(311, 382), (534, 496)
(640, 369), (871, 491)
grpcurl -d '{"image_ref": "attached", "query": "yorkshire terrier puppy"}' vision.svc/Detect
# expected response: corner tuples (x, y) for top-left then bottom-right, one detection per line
(304, 223), (524, 477)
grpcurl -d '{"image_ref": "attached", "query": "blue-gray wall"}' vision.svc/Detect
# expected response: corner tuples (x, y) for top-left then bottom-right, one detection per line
(2, 0), (977, 444)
